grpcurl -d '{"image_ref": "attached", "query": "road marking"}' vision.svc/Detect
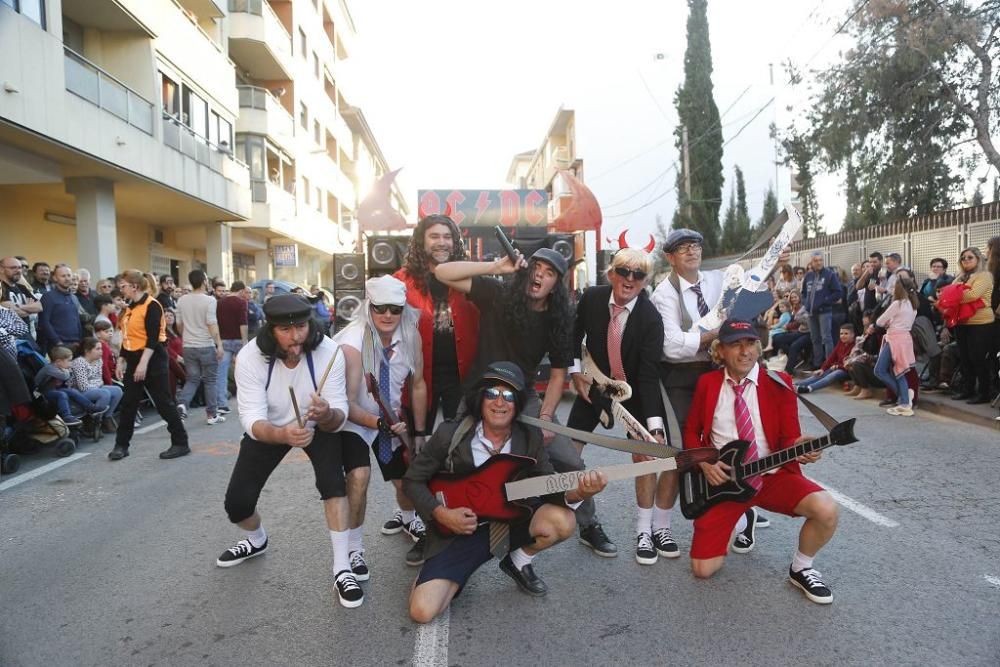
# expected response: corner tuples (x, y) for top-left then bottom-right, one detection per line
(412, 606), (449, 667)
(985, 575), (1000, 588)
(808, 477), (900, 528)
(0, 453), (91, 492)
(134, 420), (167, 435)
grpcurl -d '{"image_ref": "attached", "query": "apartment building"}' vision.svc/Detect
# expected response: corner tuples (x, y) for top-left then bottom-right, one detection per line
(0, 0), (405, 288)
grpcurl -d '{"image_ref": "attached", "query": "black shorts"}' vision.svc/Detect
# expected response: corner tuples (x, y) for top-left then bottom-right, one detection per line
(338, 431), (373, 472)
(370, 439), (408, 482)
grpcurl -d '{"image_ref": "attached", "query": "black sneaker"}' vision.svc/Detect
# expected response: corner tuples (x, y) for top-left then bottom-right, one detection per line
(349, 550), (370, 581)
(217, 405), (232, 415)
(789, 566), (833, 604)
(403, 516), (426, 543)
(63, 415), (83, 427)
(107, 446), (129, 461)
(334, 570), (364, 608)
(381, 509), (405, 535)
(731, 508), (757, 554)
(579, 523), (618, 558)
(216, 538), (268, 568)
(635, 532), (657, 565)
(498, 554), (547, 597)
(755, 512), (771, 528)
(405, 534), (426, 567)
(159, 445), (191, 460)
(652, 527), (680, 558)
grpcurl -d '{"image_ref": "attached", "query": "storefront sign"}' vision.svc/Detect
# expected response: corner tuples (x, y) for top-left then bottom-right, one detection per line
(273, 244), (299, 267)
(417, 189), (549, 227)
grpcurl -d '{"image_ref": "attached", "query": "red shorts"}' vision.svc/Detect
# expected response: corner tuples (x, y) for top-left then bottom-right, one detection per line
(690, 467), (824, 560)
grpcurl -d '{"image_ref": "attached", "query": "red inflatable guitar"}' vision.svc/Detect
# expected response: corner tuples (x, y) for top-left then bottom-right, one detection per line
(428, 454), (536, 535)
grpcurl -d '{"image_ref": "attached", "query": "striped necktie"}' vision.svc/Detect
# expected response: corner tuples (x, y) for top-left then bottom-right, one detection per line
(375, 344), (395, 464)
(482, 440), (511, 557)
(690, 283), (711, 317)
(608, 303), (627, 381)
(729, 378), (763, 491)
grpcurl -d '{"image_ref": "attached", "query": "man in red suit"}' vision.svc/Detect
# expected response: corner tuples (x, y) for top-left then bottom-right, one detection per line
(683, 319), (840, 604)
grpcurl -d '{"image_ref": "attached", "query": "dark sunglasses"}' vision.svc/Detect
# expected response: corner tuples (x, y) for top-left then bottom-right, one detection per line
(371, 303), (404, 315)
(614, 267), (648, 281)
(484, 387), (516, 402)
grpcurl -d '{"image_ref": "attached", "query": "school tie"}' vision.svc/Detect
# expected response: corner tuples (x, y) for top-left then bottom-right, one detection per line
(608, 303), (627, 381)
(482, 441), (511, 557)
(376, 344), (395, 465)
(690, 282), (711, 317)
(729, 379), (763, 491)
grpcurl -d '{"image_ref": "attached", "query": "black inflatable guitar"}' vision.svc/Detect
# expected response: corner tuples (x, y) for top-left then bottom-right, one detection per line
(679, 418), (858, 520)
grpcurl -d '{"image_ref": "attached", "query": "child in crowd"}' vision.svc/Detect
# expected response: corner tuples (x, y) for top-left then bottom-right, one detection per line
(34, 346), (103, 427)
(70, 337), (123, 433)
(795, 324), (856, 393)
(93, 320), (117, 385)
(769, 299), (793, 336)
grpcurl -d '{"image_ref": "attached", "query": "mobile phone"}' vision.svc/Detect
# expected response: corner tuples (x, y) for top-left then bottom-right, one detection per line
(494, 226), (519, 265)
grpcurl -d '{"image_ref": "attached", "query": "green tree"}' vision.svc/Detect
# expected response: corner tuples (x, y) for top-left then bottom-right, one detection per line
(843, 159), (865, 231)
(756, 183), (780, 235)
(733, 166), (751, 250)
(720, 187), (737, 253)
(993, 176), (999, 202)
(783, 133), (824, 237)
(971, 183), (984, 206)
(652, 213), (671, 275)
(672, 0), (724, 253)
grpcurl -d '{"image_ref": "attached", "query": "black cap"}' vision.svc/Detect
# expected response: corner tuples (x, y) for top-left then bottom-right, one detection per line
(663, 228), (704, 253)
(718, 319), (760, 344)
(477, 361), (526, 393)
(263, 294), (313, 325)
(530, 248), (568, 277)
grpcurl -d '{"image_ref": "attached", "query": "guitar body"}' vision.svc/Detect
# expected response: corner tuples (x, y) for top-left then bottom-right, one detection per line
(679, 439), (758, 520)
(428, 454), (535, 535)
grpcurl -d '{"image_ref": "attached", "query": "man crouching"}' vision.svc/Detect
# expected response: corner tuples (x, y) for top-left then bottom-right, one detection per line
(404, 362), (607, 623)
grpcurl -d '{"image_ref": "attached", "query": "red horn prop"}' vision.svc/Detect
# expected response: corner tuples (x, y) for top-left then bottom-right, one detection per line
(643, 235), (656, 253)
(618, 230), (630, 249)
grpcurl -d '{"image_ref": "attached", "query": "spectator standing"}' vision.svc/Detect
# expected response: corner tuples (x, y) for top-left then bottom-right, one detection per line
(770, 290), (812, 369)
(774, 264), (796, 298)
(93, 295), (115, 328)
(77, 269), (97, 318)
(263, 281), (276, 302)
(156, 274), (177, 311)
(38, 264), (83, 353)
(949, 247), (995, 403)
(801, 252), (842, 370)
(0, 256), (42, 335)
(986, 237), (1000, 401)
(93, 320), (117, 385)
(216, 280), (249, 414)
(30, 262), (51, 294)
(792, 266), (806, 291)
(920, 258), (954, 304)
(855, 252), (884, 315)
(882, 253), (902, 298)
(164, 309), (186, 401)
(247, 294), (264, 337)
(212, 280), (228, 300)
(175, 269), (225, 424)
(873, 277), (919, 416)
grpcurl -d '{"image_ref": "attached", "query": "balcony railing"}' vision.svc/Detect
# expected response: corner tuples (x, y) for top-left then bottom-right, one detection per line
(64, 47), (154, 135)
(162, 113), (248, 176)
(228, 0), (292, 59)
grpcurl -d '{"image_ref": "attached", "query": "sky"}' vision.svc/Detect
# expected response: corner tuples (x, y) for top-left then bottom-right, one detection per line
(343, 0), (860, 244)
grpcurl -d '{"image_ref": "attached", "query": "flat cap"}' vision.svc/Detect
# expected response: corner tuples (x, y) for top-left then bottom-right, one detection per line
(663, 228), (704, 253)
(530, 247), (568, 277)
(263, 294), (313, 326)
(477, 361), (526, 393)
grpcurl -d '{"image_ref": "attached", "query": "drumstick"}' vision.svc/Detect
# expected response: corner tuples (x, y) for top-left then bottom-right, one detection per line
(316, 344), (342, 394)
(289, 386), (304, 428)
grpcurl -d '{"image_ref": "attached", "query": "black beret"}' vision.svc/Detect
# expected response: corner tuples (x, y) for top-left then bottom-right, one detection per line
(263, 294), (313, 325)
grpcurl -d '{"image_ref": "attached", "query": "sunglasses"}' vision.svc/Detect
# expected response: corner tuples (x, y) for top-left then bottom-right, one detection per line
(371, 303), (404, 315)
(614, 267), (648, 281)
(484, 387), (516, 402)
(960, 255), (976, 261)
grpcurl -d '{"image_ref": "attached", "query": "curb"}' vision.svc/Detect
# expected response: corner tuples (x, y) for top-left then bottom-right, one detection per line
(916, 393), (1000, 431)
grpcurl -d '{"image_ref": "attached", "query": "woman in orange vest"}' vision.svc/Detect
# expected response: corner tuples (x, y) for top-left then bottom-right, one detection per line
(110, 269), (189, 461)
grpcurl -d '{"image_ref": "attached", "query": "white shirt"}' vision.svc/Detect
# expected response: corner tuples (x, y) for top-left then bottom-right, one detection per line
(708, 363), (772, 460)
(651, 269), (724, 362)
(335, 324), (414, 446)
(235, 336), (348, 436)
(175, 292), (218, 348)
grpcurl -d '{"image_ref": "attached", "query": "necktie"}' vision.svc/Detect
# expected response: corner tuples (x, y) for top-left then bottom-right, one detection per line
(729, 379), (763, 491)
(375, 344), (394, 464)
(690, 283), (711, 317)
(608, 303), (627, 381)
(482, 439), (511, 557)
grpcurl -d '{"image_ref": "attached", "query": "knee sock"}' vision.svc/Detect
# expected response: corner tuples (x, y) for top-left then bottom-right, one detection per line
(247, 525), (267, 548)
(348, 527), (364, 554)
(400, 509), (416, 524)
(791, 550), (814, 573)
(509, 547), (534, 571)
(329, 529), (350, 575)
(636, 506), (653, 535)
(652, 505), (672, 531)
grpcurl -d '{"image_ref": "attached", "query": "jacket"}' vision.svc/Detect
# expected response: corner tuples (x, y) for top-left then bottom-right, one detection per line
(801, 267), (842, 314)
(38, 288), (83, 349)
(819, 340), (854, 372)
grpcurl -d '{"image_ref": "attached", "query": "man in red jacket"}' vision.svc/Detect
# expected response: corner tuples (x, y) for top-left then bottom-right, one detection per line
(683, 319), (840, 604)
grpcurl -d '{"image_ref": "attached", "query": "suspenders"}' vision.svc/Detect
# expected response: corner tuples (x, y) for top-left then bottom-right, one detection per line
(265, 352), (317, 391)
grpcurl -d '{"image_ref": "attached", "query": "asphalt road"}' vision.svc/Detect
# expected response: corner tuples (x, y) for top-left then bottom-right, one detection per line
(2, 392), (999, 666)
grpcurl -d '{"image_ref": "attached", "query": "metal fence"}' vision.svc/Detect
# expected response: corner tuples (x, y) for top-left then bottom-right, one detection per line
(64, 47), (154, 135)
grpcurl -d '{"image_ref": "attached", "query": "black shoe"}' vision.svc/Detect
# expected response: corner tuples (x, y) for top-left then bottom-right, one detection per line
(951, 392), (974, 401)
(405, 535), (426, 567)
(159, 445), (191, 459)
(403, 517), (426, 543)
(217, 405), (231, 415)
(63, 415), (83, 427)
(789, 566), (833, 604)
(349, 550), (370, 581)
(381, 509), (405, 535)
(334, 570), (364, 608)
(966, 396), (991, 405)
(651, 527), (680, 558)
(107, 446), (129, 461)
(635, 532), (658, 565)
(755, 512), (771, 528)
(216, 538), (268, 567)
(731, 508), (757, 554)
(579, 523), (618, 558)
(877, 399), (895, 407)
(499, 554), (547, 597)
(796, 385), (811, 394)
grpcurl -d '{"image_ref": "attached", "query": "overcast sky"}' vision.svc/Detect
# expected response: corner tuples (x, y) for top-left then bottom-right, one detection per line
(344, 0), (859, 244)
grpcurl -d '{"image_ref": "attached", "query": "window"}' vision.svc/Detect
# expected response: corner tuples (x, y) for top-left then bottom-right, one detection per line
(218, 118), (233, 150)
(299, 102), (308, 130)
(313, 120), (321, 145)
(298, 27), (307, 59)
(5, 0), (45, 27)
(303, 177), (311, 205)
(315, 187), (322, 212)
(313, 51), (320, 79)
(161, 73), (180, 118)
(184, 86), (208, 139)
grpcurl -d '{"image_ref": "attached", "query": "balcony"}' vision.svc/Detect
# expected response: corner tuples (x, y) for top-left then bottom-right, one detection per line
(176, 0), (226, 19)
(228, 0), (292, 81)
(162, 113), (246, 178)
(236, 85), (294, 152)
(63, 47), (154, 135)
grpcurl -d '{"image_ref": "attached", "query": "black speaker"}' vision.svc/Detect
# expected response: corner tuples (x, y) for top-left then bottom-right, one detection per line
(512, 227), (548, 259)
(547, 233), (575, 264)
(367, 235), (410, 275)
(333, 253), (365, 290)
(333, 289), (364, 333)
(596, 249), (614, 286)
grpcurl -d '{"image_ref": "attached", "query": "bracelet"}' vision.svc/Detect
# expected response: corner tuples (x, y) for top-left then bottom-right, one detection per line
(412, 429), (426, 437)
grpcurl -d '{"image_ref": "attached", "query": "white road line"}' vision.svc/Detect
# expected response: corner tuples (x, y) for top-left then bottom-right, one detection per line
(412, 606), (449, 667)
(134, 420), (167, 435)
(985, 575), (1000, 588)
(810, 477), (900, 528)
(0, 453), (91, 492)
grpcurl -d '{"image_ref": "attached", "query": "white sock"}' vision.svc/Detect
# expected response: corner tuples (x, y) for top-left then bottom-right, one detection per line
(400, 509), (416, 524)
(734, 513), (748, 535)
(791, 550), (814, 573)
(636, 506), (653, 535)
(509, 547), (534, 571)
(652, 505), (672, 531)
(330, 529), (351, 575)
(247, 525), (267, 548)
(348, 527), (364, 554)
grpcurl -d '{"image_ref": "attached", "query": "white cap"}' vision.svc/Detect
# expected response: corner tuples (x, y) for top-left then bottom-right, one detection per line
(365, 275), (407, 306)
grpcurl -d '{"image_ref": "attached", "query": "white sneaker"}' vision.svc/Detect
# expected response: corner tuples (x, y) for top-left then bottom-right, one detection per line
(887, 406), (914, 417)
(207, 414), (226, 425)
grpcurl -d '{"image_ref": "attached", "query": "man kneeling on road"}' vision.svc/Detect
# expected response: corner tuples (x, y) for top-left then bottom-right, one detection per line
(404, 362), (607, 623)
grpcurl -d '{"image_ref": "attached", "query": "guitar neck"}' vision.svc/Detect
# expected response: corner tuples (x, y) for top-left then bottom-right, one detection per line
(739, 434), (833, 477)
(611, 402), (655, 442)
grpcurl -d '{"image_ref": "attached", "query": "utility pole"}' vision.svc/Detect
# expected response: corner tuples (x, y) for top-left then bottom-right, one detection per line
(682, 124), (692, 222)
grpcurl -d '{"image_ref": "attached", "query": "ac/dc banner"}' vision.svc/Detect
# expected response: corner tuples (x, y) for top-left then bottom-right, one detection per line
(417, 189), (549, 227)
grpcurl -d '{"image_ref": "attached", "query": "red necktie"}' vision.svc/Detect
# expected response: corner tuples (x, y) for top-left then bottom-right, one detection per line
(608, 304), (627, 381)
(729, 379), (763, 491)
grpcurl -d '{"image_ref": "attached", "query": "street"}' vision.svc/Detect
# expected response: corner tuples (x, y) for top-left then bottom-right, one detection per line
(2, 392), (999, 667)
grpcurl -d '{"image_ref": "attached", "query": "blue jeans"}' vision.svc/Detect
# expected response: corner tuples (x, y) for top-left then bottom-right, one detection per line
(44, 388), (97, 418)
(177, 346), (218, 416)
(796, 369), (848, 392)
(874, 345), (910, 406)
(217, 340), (244, 407)
(808, 311), (834, 367)
(82, 386), (123, 415)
